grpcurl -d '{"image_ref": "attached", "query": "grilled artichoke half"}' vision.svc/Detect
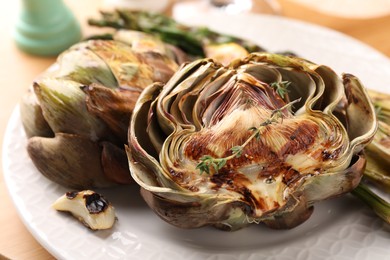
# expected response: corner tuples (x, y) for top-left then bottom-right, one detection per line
(127, 53), (377, 231)
(21, 30), (182, 189)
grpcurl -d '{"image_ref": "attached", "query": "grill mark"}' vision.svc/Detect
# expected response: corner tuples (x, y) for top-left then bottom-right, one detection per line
(168, 167), (200, 192)
(278, 121), (319, 156)
(210, 168), (250, 190)
(209, 169), (274, 213)
(283, 168), (301, 186)
(184, 135), (218, 160)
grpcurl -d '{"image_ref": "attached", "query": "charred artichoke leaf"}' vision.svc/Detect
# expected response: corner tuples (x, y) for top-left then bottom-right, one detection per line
(84, 40), (178, 90)
(128, 53), (377, 231)
(82, 83), (140, 143)
(101, 141), (133, 185)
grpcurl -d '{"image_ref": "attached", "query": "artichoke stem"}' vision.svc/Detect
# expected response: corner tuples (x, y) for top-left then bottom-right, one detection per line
(351, 183), (390, 224)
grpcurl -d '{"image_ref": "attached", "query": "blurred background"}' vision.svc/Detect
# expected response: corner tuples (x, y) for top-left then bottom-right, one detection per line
(1, 0), (390, 259)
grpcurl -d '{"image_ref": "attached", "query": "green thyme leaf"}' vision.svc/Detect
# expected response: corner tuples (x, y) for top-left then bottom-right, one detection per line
(231, 146), (243, 158)
(270, 81), (291, 99)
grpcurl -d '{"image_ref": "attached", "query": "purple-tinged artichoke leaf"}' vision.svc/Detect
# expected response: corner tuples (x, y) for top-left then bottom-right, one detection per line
(101, 141), (132, 185)
(27, 133), (115, 189)
(263, 196), (314, 230)
(83, 83), (140, 143)
(140, 188), (249, 231)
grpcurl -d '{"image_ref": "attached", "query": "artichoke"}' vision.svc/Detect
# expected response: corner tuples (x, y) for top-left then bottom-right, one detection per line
(21, 30), (182, 189)
(127, 53), (377, 231)
(363, 89), (390, 189)
(351, 90), (390, 224)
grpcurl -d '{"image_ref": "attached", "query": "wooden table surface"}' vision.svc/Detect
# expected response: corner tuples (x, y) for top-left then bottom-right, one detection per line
(0, 0), (389, 259)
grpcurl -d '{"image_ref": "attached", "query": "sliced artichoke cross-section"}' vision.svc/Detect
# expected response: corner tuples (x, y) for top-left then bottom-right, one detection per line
(127, 53), (377, 231)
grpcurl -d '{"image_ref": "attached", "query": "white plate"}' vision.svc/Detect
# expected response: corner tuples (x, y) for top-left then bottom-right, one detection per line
(3, 13), (390, 260)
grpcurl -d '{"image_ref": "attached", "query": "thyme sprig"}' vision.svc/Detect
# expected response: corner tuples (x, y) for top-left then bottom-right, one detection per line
(270, 81), (291, 99)
(196, 99), (301, 175)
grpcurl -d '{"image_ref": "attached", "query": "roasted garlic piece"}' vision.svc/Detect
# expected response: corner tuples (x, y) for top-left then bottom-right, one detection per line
(53, 190), (116, 230)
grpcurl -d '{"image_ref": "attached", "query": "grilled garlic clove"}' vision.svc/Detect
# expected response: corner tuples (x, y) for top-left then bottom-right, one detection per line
(53, 190), (116, 230)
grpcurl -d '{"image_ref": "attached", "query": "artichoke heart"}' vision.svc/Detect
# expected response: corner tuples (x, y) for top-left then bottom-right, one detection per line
(127, 53), (377, 231)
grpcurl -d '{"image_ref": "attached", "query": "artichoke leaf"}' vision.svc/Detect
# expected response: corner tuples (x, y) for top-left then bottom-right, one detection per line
(343, 74), (378, 153)
(20, 88), (53, 138)
(263, 195), (314, 230)
(101, 141), (132, 185)
(301, 154), (365, 203)
(368, 89), (390, 125)
(364, 145), (390, 191)
(85, 40), (177, 90)
(55, 41), (118, 88)
(82, 83), (140, 143)
(27, 133), (115, 189)
(164, 62), (228, 131)
(155, 59), (218, 135)
(243, 53), (327, 113)
(140, 187), (250, 231)
(312, 65), (345, 114)
(353, 88), (390, 223)
(364, 121), (390, 190)
(128, 83), (186, 191)
(33, 78), (111, 142)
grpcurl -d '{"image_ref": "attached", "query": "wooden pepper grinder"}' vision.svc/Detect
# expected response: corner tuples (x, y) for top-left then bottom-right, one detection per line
(14, 0), (82, 56)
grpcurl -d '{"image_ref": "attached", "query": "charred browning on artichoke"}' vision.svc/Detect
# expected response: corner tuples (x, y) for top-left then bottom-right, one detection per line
(282, 168), (301, 186)
(128, 53), (377, 231)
